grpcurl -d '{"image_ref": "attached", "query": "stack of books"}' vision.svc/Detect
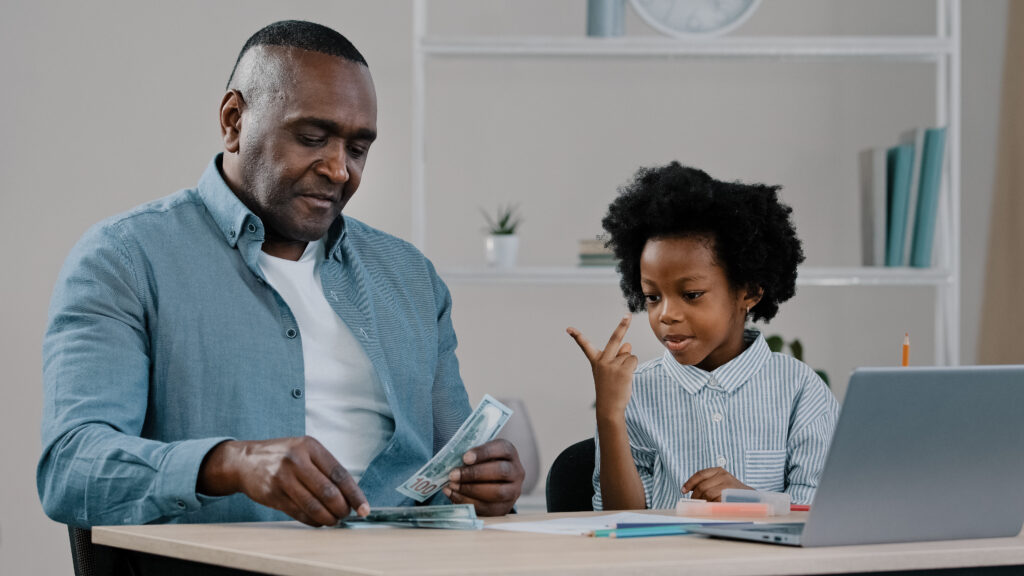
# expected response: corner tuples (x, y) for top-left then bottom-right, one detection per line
(860, 126), (947, 268)
(578, 237), (616, 267)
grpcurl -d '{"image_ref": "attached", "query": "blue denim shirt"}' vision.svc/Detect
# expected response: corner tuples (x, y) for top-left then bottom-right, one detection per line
(39, 156), (471, 527)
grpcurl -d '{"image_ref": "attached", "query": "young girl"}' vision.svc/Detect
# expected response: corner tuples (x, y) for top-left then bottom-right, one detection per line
(567, 162), (839, 510)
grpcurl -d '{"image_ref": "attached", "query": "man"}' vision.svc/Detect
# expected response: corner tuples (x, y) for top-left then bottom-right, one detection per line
(38, 20), (523, 528)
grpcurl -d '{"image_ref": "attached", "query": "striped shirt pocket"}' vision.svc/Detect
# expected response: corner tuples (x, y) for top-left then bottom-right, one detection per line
(743, 449), (787, 492)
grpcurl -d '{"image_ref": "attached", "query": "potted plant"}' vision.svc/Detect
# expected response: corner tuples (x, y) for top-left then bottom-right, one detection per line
(765, 334), (830, 386)
(481, 204), (522, 269)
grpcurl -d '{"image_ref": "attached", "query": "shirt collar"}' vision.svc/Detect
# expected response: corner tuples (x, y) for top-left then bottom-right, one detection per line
(196, 154), (346, 258)
(660, 329), (771, 395)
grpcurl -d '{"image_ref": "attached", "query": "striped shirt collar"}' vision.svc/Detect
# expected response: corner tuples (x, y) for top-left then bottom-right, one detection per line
(659, 329), (771, 396)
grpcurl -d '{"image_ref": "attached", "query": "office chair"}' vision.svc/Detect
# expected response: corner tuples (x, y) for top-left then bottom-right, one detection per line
(545, 438), (596, 512)
(69, 526), (130, 576)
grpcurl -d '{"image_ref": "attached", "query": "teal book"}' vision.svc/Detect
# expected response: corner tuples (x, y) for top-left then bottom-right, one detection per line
(899, 128), (926, 265)
(909, 127), (947, 268)
(885, 144), (914, 267)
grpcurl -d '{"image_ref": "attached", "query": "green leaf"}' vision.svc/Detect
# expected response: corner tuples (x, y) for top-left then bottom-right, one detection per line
(789, 339), (804, 361)
(815, 370), (830, 387)
(765, 335), (784, 353)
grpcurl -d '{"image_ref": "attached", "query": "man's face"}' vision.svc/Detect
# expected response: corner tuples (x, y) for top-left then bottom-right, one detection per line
(234, 48), (377, 243)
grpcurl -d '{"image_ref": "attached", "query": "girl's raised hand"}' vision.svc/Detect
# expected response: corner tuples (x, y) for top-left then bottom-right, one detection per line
(567, 315), (639, 419)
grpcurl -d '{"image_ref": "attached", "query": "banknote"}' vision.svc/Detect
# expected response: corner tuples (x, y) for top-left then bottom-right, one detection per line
(397, 394), (513, 502)
(338, 504), (483, 530)
(364, 504), (477, 522)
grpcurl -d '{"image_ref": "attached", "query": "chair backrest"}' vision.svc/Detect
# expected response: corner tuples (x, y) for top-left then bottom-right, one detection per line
(545, 438), (596, 512)
(68, 526), (126, 576)
(69, 526), (96, 576)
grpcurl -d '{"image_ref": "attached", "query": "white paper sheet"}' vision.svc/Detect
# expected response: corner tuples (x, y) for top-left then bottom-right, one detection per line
(485, 512), (733, 536)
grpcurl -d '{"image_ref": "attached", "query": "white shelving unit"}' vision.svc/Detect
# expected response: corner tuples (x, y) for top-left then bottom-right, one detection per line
(411, 0), (961, 365)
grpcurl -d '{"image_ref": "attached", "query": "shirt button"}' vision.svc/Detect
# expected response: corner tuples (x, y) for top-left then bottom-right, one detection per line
(229, 230), (235, 238)
(247, 223), (257, 234)
(716, 456), (727, 467)
(285, 328), (297, 339)
(291, 388), (303, 399)
(176, 500), (187, 510)
(712, 413), (723, 423)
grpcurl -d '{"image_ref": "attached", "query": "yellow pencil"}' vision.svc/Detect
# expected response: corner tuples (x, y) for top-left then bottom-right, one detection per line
(902, 333), (910, 367)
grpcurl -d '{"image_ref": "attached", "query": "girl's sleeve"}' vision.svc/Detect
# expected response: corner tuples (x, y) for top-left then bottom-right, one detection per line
(784, 373), (840, 505)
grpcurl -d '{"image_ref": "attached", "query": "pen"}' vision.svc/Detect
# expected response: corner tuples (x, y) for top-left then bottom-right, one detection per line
(790, 504), (811, 512)
(591, 525), (692, 538)
(902, 332), (910, 367)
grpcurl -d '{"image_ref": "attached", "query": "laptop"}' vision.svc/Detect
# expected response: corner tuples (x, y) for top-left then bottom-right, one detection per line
(687, 365), (1024, 547)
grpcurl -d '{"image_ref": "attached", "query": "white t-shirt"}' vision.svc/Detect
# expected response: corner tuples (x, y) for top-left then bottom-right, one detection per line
(258, 240), (395, 482)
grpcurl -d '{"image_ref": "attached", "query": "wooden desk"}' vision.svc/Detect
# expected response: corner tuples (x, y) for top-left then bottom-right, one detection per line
(92, 510), (1024, 576)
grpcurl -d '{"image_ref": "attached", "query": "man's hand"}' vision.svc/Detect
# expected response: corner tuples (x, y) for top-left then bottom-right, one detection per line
(567, 315), (638, 420)
(442, 439), (524, 516)
(682, 467), (751, 502)
(198, 436), (369, 527)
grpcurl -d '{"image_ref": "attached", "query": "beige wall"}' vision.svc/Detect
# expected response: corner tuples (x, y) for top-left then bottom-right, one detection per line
(0, 1), (1007, 573)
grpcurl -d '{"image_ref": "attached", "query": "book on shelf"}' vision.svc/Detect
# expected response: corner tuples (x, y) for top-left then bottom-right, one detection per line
(899, 128), (926, 265)
(859, 147), (887, 266)
(909, 126), (947, 268)
(860, 125), (947, 269)
(885, 144), (915, 267)
(578, 237), (615, 267)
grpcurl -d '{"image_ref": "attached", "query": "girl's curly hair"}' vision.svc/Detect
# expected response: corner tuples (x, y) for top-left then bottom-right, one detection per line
(602, 162), (804, 323)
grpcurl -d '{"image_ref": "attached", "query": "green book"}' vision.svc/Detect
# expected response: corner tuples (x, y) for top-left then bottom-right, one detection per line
(885, 144), (914, 267)
(909, 127), (947, 268)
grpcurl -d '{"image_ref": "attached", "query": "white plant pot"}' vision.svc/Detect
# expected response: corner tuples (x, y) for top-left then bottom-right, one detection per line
(485, 235), (519, 269)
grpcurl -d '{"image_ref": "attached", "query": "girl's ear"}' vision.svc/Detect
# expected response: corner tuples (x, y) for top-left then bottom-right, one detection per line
(743, 285), (764, 311)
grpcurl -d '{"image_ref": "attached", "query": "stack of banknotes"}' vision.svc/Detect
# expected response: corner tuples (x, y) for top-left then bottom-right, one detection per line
(337, 395), (513, 531)
(339, 504), (483, 530)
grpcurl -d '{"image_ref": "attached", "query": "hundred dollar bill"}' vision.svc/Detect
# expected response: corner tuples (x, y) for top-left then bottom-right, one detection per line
(397, 394), (513, 502)
(338, 504), (482, 530)
(363, 504), (477, 522)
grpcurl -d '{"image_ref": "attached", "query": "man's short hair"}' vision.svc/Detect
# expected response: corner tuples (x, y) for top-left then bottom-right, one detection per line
(226, 20), (368, 89)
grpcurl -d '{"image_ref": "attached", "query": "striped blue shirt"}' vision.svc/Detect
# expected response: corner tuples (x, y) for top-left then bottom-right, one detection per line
(593, 330), (839, 509)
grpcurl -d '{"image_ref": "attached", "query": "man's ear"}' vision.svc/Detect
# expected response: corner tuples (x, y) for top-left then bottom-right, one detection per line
(219, 90), (245, 154)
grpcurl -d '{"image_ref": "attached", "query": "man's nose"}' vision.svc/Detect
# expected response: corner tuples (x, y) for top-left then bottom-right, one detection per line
(316, 144), (350, 184)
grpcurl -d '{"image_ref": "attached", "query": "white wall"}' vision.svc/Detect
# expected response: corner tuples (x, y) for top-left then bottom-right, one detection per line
(0, 1), (1006, 573)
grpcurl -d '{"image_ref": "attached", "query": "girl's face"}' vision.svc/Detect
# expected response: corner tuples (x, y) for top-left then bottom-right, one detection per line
(640, 235), (761, 372)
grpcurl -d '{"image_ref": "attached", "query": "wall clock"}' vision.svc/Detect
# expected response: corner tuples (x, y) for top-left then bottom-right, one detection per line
(630, 0), (762, 38)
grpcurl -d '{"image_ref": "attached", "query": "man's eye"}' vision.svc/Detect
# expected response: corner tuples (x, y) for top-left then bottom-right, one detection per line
(348, 145), (368, 159)
(683, 291), (704, 301)
(298, 134), (326, 146)
(644, 294), (660, 303)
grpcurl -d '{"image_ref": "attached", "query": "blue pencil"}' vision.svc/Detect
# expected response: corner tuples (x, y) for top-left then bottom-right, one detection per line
(592, 524), (692, 538)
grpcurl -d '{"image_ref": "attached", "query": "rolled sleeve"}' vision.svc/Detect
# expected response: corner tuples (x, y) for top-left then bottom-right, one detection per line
(38, 223), (230, 526)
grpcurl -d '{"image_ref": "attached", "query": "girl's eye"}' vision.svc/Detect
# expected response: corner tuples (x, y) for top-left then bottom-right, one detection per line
(644, 294), (661, 303)
(683, 291), (704, 301)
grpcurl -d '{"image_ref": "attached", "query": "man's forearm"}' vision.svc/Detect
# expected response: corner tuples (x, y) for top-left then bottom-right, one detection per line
(197, 440), (241, 496)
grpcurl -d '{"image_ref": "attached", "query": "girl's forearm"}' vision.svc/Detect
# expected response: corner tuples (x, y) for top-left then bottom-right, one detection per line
(596, 414), (646, 510)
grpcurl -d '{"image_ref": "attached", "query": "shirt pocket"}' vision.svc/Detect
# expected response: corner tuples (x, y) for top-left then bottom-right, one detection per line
(743, 449), (787, 492)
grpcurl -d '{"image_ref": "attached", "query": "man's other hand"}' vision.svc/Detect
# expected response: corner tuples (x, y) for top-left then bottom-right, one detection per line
(443, 439), (524, 516)
(198, 437), (369, 527)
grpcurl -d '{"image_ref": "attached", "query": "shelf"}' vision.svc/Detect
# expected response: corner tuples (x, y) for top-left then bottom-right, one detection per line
(439, 266), (952, 286)
(420, 36), (953, 60)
